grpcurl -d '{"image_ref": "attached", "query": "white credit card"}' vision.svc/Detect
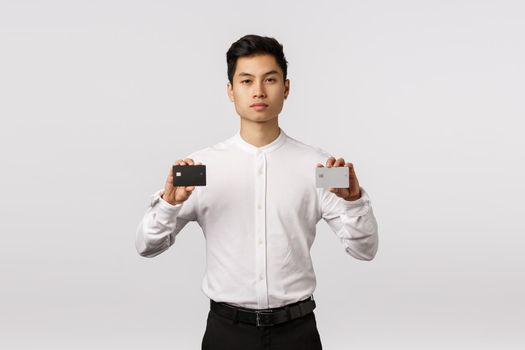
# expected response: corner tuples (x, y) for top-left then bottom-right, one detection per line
(315, 166), (350, 188)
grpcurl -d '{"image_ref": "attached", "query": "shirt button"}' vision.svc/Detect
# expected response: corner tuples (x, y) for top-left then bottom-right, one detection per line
(258, 239), (263, 245)
(259, 274), (264, 281)
(258, 169), (263, 175)
(257, 204), (262, 210)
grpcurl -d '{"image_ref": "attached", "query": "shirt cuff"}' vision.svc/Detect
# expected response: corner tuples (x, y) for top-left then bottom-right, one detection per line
(340, 186), (371, 216)
(150, 189), (183, 222)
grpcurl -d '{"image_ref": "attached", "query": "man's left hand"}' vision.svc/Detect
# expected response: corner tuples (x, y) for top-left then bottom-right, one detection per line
(316, 156), (362, 201)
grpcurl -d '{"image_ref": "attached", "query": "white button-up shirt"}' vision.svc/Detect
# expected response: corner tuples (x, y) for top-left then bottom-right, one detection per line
(135, 127), (378, 309)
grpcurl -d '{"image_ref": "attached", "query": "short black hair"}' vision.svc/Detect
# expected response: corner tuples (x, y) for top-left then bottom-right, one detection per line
(226, 34), (288, 85)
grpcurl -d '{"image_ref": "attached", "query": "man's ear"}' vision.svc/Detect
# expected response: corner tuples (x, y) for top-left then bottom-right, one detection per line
(284, 79), (290, 99)
(227, 81), (234, 102)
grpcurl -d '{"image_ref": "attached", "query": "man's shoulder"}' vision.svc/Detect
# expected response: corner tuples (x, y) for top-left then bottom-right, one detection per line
(184, 134), (235, 160)
(284, 133), (333, 161)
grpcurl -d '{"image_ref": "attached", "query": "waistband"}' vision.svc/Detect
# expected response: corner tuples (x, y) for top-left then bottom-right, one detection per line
(210, 296), (316, 327)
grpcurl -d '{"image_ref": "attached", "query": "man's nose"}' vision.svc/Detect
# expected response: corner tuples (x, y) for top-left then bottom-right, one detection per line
(252, 81), (266, 98)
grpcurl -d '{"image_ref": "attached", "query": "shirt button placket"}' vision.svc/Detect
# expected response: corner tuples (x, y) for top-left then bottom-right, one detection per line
(254, 150), (268, 309)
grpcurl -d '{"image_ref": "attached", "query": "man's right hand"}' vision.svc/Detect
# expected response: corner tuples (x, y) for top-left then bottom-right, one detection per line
(161, 158), (202, 206)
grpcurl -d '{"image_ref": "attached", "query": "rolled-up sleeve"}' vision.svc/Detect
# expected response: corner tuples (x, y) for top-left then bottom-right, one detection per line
(135, 187), (199, 258)
(319, 186), (379, 260)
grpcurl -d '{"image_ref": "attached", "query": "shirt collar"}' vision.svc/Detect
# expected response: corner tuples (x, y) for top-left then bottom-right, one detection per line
(231, 127), (287, 154)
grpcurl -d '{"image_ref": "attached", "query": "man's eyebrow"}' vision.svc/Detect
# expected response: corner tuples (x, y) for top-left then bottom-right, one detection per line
(237, 70), (280, 78)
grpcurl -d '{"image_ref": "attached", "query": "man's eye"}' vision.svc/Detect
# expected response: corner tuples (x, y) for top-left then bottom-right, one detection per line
(266, 78), (276, 82)
(241, 80), (251, 84)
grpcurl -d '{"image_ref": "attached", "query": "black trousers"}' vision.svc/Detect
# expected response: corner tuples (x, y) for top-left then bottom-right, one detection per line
(201, 307), (323, 350)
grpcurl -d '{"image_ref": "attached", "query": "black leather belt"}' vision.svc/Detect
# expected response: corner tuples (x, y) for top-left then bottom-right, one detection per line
(210, 296), (316, 327)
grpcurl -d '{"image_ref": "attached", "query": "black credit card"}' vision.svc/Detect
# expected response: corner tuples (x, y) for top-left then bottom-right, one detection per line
(172, 165), (206, 186)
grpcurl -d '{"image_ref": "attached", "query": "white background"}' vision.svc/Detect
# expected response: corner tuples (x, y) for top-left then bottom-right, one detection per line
(1, 0), (524, 349)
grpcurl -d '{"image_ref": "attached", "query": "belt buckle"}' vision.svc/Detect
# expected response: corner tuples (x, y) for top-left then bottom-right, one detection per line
(255, 310), (274, 327)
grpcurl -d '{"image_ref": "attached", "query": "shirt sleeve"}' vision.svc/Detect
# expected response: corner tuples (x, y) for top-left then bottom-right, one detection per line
(318, 185), (379, 260)
(135, 184), (200, 258)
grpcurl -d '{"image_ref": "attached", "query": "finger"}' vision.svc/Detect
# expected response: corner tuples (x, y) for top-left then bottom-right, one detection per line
(326, 156), (336, 168)
(315, 163), (323, 167)
(184, 158), (194, 165)
(335, 157), (345, 167)
(346, 162), (359, 189)
(196, 162), (203, 165)
(329, 188), (340, 195)
(185, 186), (195, 191)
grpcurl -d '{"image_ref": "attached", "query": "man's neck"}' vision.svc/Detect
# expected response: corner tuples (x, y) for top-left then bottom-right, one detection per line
(239, 120), (281, 148)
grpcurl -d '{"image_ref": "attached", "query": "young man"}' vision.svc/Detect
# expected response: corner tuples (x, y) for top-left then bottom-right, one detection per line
(135, 34), (379, 350)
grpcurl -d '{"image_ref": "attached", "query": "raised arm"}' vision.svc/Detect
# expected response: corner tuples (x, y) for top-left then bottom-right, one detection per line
(135, 158), (200, 257)
(316, 155), (378, 260)
(318, 186), (378, 260)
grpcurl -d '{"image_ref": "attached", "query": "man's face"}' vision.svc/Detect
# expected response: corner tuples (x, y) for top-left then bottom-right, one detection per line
(227, 54), (290, 124)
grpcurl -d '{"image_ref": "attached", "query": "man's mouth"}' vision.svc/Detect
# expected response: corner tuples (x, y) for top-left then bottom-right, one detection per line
(250, 103), (268, 110)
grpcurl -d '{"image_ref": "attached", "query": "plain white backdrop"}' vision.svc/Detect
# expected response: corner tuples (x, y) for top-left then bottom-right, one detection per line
(1, 0), (524, 349)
